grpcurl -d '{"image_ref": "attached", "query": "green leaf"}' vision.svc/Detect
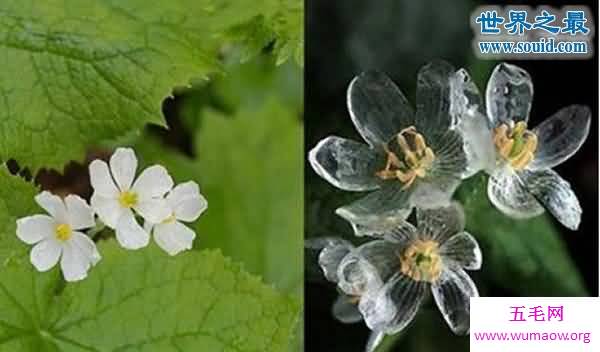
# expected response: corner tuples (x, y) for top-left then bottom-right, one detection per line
(135, 98), (303, 296)
(456, 173), (587, 296)
(0, 0), (303, 171)
(0, 166), (39, 265)
(0, 242), (300, 351)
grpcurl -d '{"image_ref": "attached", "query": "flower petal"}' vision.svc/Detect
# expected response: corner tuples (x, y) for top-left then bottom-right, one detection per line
(115, 210), (150, 250)
(167, 181), (208, 222)
(305, 237), (353, 283)
(35, 191), (67, 222)
(89, 160), (119, 197)
(347, 71), (415, 147)
(440, 232), (482, 270)
(109, 147), (138, 191)
(30, 238), (61, 272)
(450, 68), (484, 126)
(487, 167), (544, 219)
(431, 265), (479, 335)
(415, 60), (456, 136)
(485, 63), (533, 126)
(65, 195), (95, 230)
(90, 193), (123, 229)
(60, 239), (95, 282)
(134, 198), (171, 224)
(352, 221), (418, 244)
(153, 221), (196, 256)
(416, 203), (465, 244)
(335, 183), (412, 236)
(308, 136), (383, 191)
(332, 294), (363, 324)
(71, 232), (102, 266)
(132, 165), (174, 198)
(520, 169), (582, 230)
(529, 105), (591, 170)
(352, 240), (400, 282)
(359, 272), (427, 334)
(16, 215), (55, 244)
(337, 253), (383, 297)
(365, 331), (385, 352)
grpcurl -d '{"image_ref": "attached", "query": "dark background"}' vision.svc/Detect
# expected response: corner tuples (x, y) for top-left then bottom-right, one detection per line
(305, 0), (598, 351)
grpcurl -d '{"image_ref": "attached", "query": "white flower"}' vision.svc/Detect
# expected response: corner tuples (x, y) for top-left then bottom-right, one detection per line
(16, 191), (101, 282)
(145, 181), (207, 256)
(452, 63), (590, 230)
(89, 147), (173, 250)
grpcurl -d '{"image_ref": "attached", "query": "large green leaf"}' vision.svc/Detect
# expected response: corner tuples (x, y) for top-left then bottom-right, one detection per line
(0, 0), (302, 171)
(456, 173), (586, 296)
(134, 97), (303, 296)
(0, 166), (39, 265)
(0, 241), (299, 351)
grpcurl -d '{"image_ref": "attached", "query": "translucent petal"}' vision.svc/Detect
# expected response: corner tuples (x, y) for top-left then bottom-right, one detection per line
(416, 203), (465, 244)
(487, 167), (544, 219)
(529, 105), (591, 170)
(449, 68), (484, 126)
(35, 191), (67, 223)
(353, 240), (400, 283)
(308, 238), (353, 283)
(167, 181), (208, 222)
(520, 169), (582, 230)
(134, 198), (171, 224)
(359, 272), (427, 334)
(90, 193), (123, 229)
(65, 195), (95, 230)
(153, 221), (196, 256)
(132, 165), (174, 199)
(432, 265), (478, 335)
(455, 111), (495, 178)
(335, 183), (412, 237)
(485, 63), (533, 126)
(365, 331), (385, 352)
(337, 252), (384, 297)
(89, 160), (119, 197)
(109, 147), (138, 191)
(16, 215), (54, 244)
(332, 294), (363, 324)
(115, 210), (150, 250)
(415, 60), (456, 137)
(352, 221), (417, 244)
(308, 136), (383, 191)
(71, 232), (102, 266)
(440, 232), (482, 270)
(30, 238), (61, 272)
(347, 71), (415, 147)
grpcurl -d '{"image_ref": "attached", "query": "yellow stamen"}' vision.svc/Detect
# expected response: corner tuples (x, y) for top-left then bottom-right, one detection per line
(376, 126), (435, 189)
(399, 240), (442, 283)
(118, 191), (138, 208)
(493, 122), (538, 170)
(55, 224), (72, 241)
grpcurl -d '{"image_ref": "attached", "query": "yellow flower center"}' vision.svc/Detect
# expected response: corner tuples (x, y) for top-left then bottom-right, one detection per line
(399, 239), (442, 283)
(376, 126), (436, 189)
(55, 223), (72, 242)
(118, 191), (138, 208)
(493, 121), (538, 170)
(161, 213), (177, 224)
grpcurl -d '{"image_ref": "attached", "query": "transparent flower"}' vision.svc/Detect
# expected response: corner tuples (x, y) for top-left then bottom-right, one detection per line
(89, 147), (173, 249)
(16, 191), (101, 282)
(339, 204), (481, 335)
(145, 181), (208, 256)
(452, 63), (590, 230)
(306, 237), (386, 352)
(309, 61), (468, 235)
